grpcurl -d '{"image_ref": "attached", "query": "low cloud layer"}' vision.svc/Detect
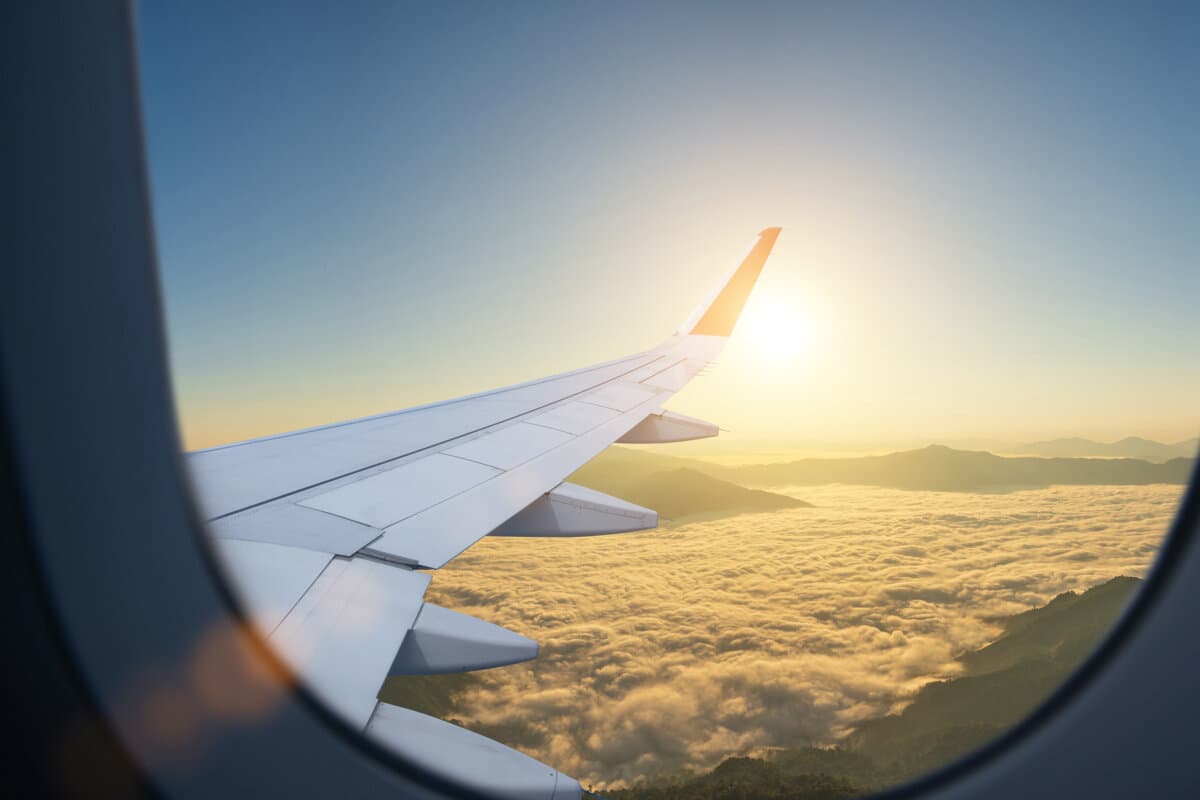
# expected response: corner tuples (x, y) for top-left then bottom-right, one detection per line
(400, 484), (1181, 787)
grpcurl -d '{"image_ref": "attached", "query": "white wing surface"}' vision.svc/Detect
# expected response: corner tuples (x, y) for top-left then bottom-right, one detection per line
(189, 227), (781, 798)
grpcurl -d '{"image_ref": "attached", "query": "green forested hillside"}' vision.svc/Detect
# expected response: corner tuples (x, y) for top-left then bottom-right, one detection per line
(962, 576), (1141, 675)
(603, 757), (862, 800)
(607, 576), (1142, 799)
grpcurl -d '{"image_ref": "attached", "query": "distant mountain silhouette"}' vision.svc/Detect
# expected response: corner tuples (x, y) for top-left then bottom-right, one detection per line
(569, 446), (728, 482)
(727, 444), (1193, 492)
(1016, 436), (1198, 462)
(609, 468), (811, 520)
(569, 454), (809, 521)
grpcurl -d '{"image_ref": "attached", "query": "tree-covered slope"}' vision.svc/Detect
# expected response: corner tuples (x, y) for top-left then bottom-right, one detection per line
(608, 576), (1143, 798)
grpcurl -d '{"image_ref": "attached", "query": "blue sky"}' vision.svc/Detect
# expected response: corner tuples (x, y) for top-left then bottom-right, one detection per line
(138, 2), (1198, 449)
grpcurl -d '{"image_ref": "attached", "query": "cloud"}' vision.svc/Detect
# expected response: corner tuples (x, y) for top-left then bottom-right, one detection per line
(382, 483), (1180, 788)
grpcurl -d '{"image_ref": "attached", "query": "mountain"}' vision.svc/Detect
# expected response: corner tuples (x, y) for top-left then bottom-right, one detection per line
(609, 577), (1143, 798)
(962, 576), (1141, 675)
(569, 450), (808, 521)
(569, 446), (732, 482)
(847, 577), (1142, 776)
(577, 467), (810, 521)
(1016, 436), (1198, 462)
(568, 443), (1196, 494)
(604, 757), (861, 799)
(726, 445), (1193, 492)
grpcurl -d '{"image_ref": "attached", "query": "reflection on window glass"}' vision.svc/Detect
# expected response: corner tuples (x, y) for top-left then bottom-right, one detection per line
(141, 2), (1198, 797)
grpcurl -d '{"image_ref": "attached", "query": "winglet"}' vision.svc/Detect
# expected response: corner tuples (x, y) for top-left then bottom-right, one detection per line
(678, 227), (781, 336)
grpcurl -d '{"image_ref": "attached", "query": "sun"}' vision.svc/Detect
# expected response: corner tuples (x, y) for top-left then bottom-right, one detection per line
(737, 297), (815, 364)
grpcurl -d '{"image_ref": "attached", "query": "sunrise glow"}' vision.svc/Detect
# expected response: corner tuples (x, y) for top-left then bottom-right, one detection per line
(737, 296), (816, 365)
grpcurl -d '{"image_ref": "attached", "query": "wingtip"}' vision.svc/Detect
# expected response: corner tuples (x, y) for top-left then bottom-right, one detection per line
(682, 227), (781, 337)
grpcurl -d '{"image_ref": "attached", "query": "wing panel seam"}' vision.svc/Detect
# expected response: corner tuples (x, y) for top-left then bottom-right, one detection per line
(206, 351), (666, 521)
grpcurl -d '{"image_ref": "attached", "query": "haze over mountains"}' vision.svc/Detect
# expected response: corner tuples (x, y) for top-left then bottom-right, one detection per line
(725, 445), (1193, 492)
(655, 436), (1199, 465)
(580, 442), (1194, 496)
(1012, 436), (1198, 462)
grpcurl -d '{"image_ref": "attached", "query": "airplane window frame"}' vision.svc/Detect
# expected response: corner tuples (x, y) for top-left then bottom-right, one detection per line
(3, 4), (1197, 798)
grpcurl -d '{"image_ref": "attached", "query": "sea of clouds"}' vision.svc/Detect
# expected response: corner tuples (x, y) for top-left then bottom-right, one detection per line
(398, 483), (1181, 788)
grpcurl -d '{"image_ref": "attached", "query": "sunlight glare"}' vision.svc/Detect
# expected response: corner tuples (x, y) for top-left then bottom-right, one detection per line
(738, 296), (815, 364)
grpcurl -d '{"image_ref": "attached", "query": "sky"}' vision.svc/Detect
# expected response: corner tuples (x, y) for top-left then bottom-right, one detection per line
(137, 2), (1200, 451)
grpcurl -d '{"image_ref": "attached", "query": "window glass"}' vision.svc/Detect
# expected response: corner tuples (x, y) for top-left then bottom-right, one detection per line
(141, 3), (1198, 796)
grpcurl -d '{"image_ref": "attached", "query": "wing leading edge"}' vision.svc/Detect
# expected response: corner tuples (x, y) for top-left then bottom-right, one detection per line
(194, 228), (782, 799)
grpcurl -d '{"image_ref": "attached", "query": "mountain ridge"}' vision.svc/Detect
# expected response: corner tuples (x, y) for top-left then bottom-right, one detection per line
(1015, 436), (1198, 462)
(579, 443), (1195, 493)
(725, 444), (1193, 492)
(568, 456), (810, 521)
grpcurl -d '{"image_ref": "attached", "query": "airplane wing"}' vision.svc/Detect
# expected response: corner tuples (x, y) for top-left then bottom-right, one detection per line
(188, 227), (781, 799)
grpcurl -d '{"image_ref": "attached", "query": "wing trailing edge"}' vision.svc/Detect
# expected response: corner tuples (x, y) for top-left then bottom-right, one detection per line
(366, 703), (582, 800)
